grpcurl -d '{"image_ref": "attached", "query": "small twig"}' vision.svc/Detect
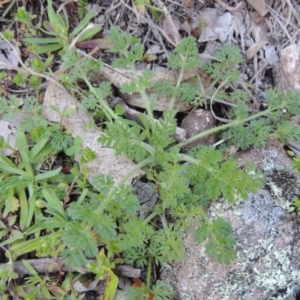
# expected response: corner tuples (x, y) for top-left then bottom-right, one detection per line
(232, 14), (245, 54)
(154, 0), (181, 45)
(0, 257), (141, 278)
(204, 95), (238, 108)
(104, 0), (123, 16)
(120, 0), (143, 23)
(145, 11), (170, 54)
(215, 0), (245, 12)
(57, 0), (74, 12)
(238, 78), (260, 108)
(267, 6), (294, 44)
(209, 77), (232, 124)
(68, 24), (100, 54)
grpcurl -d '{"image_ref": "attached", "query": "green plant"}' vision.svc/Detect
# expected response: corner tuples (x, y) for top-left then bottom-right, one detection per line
(0, 132), (60, 229)
(0, 115), (97, 263)
(0, 71), (7, 94)
(0, 71), (6, 80)
(0, 256), (18, 296)
(21, 0), (102, 56)
(13, 71), (28, 86)
(50, 27), (300, 298)
(1, 30), (14, 41)
(87, 248), (119, 299)
(134, 0), (164, 15)
(0, 95), (79, 151)
(2, 23), (300, 299)
(292, 156), (300, 171)
(14, 7), (36, 28)
(0, 120), (80, 237)
(77, 0), (88, 20)
(289, 196), (300, 212)
(17, 260), (53, 299)
(29, 55), (54, 73)
(0, 132), (77, 294)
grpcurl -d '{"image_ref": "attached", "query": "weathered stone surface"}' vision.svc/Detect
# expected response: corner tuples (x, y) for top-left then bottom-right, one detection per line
(180, 109), (217, 152)
(236, 138), (293, 171)
(161, 142), (300, 300)
(273, 43), (300, 91)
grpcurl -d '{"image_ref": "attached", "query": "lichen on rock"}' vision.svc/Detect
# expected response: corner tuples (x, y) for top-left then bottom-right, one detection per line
(161, 165), (300, 300)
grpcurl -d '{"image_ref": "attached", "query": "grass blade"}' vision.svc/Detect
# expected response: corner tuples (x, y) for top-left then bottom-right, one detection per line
(26, 192), (36, 229)
(23, 37), (59, 44)
(16, 131), (34, 176)
(22, 259), (39, 276)
(29, 138), (50, 161)
(76, 25), (103, 43)
(0, 163), (28, 176)
(3, 187), (15, 218)
(42, 189), (65, 217)
(36, 43), (62, 54)
(19, 188), (29, 230)
(72, 9), (94, 37)
(35, 167), (61, 181)
(0, 154), (17, 167)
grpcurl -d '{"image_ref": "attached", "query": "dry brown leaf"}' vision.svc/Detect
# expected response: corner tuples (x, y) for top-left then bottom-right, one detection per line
(98, 65), (212, 112)
(75, 39), (113, 50)
(47, 285), (68, 297)
(162, 17), (180, 44)
(0, 0), (10, 8)
(73, 279), (102, 293)
(251, 17), (269, 42)
(43, 83), (144, 185)
(132, 278), (154, 299)
(247, 0), (273, 16)
(143, 53), (157, 62)
(246, 40), (268, 60)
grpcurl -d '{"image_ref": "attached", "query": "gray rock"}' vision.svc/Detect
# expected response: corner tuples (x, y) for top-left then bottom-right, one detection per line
(181, 109), (217, 152)
(161, 145), (300, 300)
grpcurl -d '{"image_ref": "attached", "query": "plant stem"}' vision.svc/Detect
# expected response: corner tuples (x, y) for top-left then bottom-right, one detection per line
(169, 61), (186, 110)
(95, 156), (154, 216)
(174, 105), (284, 150)
(177, 154), (199, 165)
(130, 65), (155, 127)
(83, 76), (119, 122)
(143, 207), (161, 224)
(146, 257), (152, 289)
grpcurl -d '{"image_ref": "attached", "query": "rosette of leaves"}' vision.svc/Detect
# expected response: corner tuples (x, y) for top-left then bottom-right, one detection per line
(22, 0), (102, 56)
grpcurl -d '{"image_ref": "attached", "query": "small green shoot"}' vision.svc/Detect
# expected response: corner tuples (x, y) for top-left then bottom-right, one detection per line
(21, 0), (102, 56)
(15, 7), (36, 27)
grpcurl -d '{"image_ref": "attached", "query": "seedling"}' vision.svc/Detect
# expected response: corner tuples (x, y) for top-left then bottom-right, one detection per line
(22, 0), (102, 56)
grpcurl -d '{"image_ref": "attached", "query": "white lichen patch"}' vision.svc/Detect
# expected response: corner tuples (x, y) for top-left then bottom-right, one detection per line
(206, 189), (300, 299)
(242, 190), (285, 234)
(210, 243), (300, 299)
(267, 181), (292, 209)
(160, 169), (300, 300)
